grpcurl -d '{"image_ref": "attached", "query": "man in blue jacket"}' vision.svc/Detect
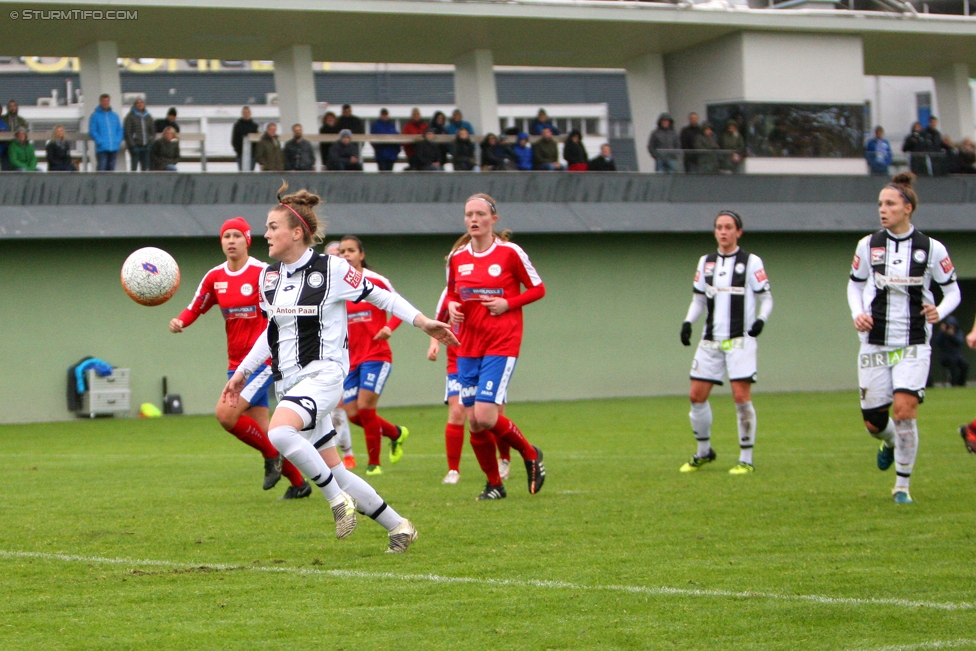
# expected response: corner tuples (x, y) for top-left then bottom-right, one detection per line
(370, 108), (400, 172)
(89, 94), (124, 171)
(445, 109), (474, 136)
(864, 126), (892, 176)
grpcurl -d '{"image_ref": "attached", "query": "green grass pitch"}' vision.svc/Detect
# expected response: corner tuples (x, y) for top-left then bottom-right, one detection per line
(1, 390), (975, 650)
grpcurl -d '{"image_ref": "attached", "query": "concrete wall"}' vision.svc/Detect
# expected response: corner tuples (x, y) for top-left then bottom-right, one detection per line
(3, 231), (975, 424)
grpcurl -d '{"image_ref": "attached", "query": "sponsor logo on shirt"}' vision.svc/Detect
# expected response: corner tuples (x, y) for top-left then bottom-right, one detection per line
(348, 309), (372, 323)
(704, 262), (715, 276)
(307, 271), (325, 289)
(852, 254), (860, 269)
(734, 263), (745, 274)
(459, 287), (504, 301)
(941, 256), (954, 274)
(859, 345), (918, 369)
(754, 269), (767, 283)
(694, 270), (701, 282)
(913, 249), (927, 263)
(240, 283), (253, 296)
(344, 268), (363, 287)
(263, 271), (279, 290)
(214, 281), (228, 293)
(268, 305), (319, 317)
(488, 264), (502, 277)
(870, 247), (885, 265)
(221, 305), (258, 320)
(458, 263), (474, 276)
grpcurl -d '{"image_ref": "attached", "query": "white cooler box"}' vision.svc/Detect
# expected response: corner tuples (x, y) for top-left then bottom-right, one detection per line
(79, 368), (131, 417)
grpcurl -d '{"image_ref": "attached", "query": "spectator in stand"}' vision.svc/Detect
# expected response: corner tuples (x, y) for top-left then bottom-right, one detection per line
(903, 122), (927, 176)
(719, 122), (746, 174)
(284, 124), (315, 171)
(46, 125), (76, 171)
(401, 108), (427, 169)
(588, 143), (617, 172)
(336, 104), (365, 134)
(529, 108), (560, 136)
(451, 127), (477, 171)
(923, 116), (949, 176)
(8, 127), (37, 171)
(513, 132), (533, 171)
(89, 93), (124, 172)
(692, 122), (720, 174)
(934, 317), (969, 387)
(232, 106), (259, 171)
(370, 108), (400, 172)
(0, 114), (9, 171)
(533, 127), (562, 171)
(648, 112), (680, 174)
(958, 138), (976, 174)
(326, 129), (363, 171)
(319, 111), (340, 164)
(3, 100), (27, 131)
(864, 126), (892, 176)
(124, 98), (154, 172)
(480, 133), (515, 171)
(563, 130), (588, 171)
(943, 135), (961, 175)
(413, 129), (443, 171)
(680, 112), (703, 173)
(155, 107), (180, 135)
(445, 109), (474, 136)
(150, 125), (180, 171)
(255, 123), (284, 172)
(429, 111), (450, 166)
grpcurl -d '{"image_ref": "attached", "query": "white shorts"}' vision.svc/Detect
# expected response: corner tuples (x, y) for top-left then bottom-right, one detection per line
(858, 343), (930, 410)
(690, 337), (758, 385)
(275, 362), (345, 450)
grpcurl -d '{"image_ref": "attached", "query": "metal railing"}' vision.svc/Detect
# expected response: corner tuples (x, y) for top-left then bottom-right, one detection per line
(650, 148), (746, 174)
(0, 131), (210, 171)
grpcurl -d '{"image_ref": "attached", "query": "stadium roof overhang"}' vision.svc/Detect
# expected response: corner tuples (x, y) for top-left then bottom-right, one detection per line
(0, 0), (974, 76)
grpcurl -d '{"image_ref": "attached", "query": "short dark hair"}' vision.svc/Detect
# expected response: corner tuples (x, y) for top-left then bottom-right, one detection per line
(99, 93), (110, 100)
(342, 104), (352, 110)
(167, 107), (177, 116)
(380, 108), (389, 116)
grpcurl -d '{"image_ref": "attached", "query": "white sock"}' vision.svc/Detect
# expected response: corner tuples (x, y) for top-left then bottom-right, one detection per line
(332, 408), (353, 455)
(268, 425), (341, 501)
(869, 418), (896, 447)
(893, 419), (918, 490)
(736, 401), (757, 465)
(689, 401), (712, 457)
(329, 462), (402, 531)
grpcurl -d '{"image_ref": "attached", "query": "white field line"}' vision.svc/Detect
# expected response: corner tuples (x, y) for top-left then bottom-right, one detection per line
(846, 640), (976, 651)
(1, 549), (973, 612)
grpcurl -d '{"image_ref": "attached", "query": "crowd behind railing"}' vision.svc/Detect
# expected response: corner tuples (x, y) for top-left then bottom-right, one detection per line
(0, 95), (619, 173)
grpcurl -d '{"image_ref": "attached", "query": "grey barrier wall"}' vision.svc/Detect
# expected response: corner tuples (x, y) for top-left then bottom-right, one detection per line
(2, 173), (976, 239)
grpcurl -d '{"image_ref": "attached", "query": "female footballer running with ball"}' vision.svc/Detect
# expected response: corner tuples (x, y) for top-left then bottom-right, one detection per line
(170, 217), (310, 499)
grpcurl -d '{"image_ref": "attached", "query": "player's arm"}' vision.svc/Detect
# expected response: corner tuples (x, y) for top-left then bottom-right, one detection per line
(170, 272), (215, 333)
(923, 242), (961, 324)
(967, 318), (976, 350)
(222, 326), (271, 407)
(682, 256), (707, 345)
(748, 255), (773, 337)
(484, 246), (546, 316)
(445, 260), (464, 324)
(847, 239), (873, 332)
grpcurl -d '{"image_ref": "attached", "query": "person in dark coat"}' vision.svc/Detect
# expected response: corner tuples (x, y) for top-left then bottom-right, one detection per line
(451, 128), (477, 171)
(480, 133), (515, 170)
(429, 111), (450, 165)
(532, 127), (561, 170)
(154, 107), (180, 135)
(692, 123), (720, 174)
(335, 104), (365, 134)
(319, 112), (340, 163)
(718, 122), (746, 174)
(150, 126), (180, 170)
(283, 124), (315, 171)
(587, 143), (617, 171)
(934, 317), (970, 387)
(680, 112), (703, 173)
(45, 125), (76, 171)
(326, 129), (363, 171)
(563, 130), (588, 171)
(123, 98), (154, 171)
(529, 108), (560, 136)
(902, 122), (927, 176)
(648, 112), (680, 173)
(231, 106), (259, 171)
(254, 123), (284, 172)
(923, 116), (949, 176)
(413, 129), (443, 171)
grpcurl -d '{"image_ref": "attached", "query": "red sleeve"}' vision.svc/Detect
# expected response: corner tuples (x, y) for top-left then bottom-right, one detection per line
(507, 283), (545, 310)
(178, 271), (217, 327)
(446, 259), (460, 304)
(387, 316), (403, 331)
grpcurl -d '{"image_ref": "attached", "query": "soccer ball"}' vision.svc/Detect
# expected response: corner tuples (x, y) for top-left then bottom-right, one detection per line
(121, 247), (181, 306)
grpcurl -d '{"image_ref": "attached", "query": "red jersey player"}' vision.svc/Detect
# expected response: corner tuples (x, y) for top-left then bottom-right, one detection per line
(169, 217), (310, 499)
(337, 236), (409, 476)
(446, 194), (547, 500)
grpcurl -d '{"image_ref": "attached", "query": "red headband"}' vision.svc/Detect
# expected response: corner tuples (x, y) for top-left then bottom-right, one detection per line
(220, 216), (252, 247)
(279, 202), (312, 236)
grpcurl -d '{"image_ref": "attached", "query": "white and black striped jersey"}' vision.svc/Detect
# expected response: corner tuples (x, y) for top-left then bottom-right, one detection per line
(256, 248), (420, 381)
(692, 248), (770, 341)
(850, 227), (958, 347)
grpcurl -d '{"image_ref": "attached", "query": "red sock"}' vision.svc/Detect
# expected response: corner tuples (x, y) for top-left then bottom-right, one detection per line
(378, 416), (400, 440)
(359, 408), (383, 466)
(281, 459), (305, 487)
(349, 413), (362, 427)
(470, 429), (501, 485)
(445, 423), (465, 472)
(228, 415), (278, 458)
(495, 435), (512, 462)
(490, 415), (537, 461)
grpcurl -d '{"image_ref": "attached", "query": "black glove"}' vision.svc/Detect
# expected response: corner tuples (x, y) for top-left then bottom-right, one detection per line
(748, 319), (765, 338)
(680, 321), (692, 346)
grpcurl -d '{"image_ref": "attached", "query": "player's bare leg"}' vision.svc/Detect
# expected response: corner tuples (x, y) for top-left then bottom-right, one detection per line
(214, 398), (304, 492)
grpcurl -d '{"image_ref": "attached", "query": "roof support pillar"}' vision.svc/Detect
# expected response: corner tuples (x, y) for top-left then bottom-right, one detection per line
(273, 45), (318, 136)
(625, 53), (668, 174)
(934, 63), (974, 141)
(78, 41), (121, 132)
(454, 49), (498, 137)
